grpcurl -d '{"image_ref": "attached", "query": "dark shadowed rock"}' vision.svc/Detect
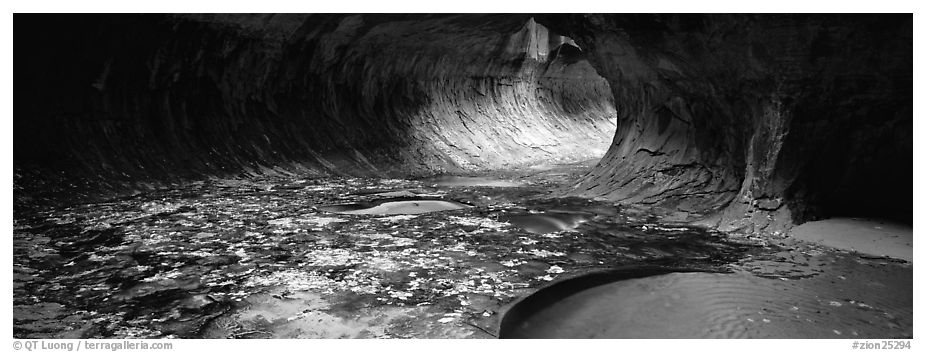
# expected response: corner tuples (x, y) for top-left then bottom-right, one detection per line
(539, 14), (911, 231)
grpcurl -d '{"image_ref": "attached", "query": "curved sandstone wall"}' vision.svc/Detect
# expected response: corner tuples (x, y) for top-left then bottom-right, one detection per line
(542, 14), (912, 231)
(15, 14), (616, 205)
(15, 14), (911, 232)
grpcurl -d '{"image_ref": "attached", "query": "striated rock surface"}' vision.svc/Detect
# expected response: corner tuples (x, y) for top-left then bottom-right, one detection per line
(12, 14), (914, 339)
(15, 14), (615, 207)
(16, 14), (911, 232)
(541, 14), (912, 232)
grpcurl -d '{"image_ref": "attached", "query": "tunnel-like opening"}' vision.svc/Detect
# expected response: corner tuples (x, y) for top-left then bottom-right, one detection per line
(14, 13), (912, 233)
(13, 13), (913, 340)
(14, 14), (617, 209)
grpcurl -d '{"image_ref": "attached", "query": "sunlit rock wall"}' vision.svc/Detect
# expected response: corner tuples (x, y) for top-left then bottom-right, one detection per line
(543, 14), (912, 232)
(15, 14), (616, 206)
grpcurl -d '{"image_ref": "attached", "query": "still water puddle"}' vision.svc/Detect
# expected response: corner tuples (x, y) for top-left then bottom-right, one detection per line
(501, 256), (912, 339)
(318, 199), (473, 215)
(498, 211), (593, 234)
(429, 176), (524, 188)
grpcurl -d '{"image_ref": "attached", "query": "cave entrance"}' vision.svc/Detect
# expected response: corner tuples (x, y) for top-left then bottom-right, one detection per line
(784, 110), (912, 262)
(442, 24), (618, 173)
(794, 119), (912, 226)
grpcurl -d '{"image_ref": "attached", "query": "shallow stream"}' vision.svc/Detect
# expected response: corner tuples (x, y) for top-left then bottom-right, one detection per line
(12, 163), (912, 339)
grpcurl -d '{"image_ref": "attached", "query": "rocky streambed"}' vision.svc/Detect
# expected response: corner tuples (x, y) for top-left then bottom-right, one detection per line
(13, 163), (912, 339)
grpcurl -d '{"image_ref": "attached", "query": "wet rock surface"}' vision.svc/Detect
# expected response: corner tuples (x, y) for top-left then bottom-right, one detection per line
(13, 163), (911, 339)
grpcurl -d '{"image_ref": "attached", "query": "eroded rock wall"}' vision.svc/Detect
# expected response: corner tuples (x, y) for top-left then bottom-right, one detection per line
(16, 14), (910, 232)
(15, 14), (616, 207)
(543, 14), (912, 232)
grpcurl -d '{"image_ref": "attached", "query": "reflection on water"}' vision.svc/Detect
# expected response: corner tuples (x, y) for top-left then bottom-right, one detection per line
(429, 176), (524, 188)
(318, 199), (473, 215)
(498, 211), (593, 234)
(502, 258), (913, 339)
